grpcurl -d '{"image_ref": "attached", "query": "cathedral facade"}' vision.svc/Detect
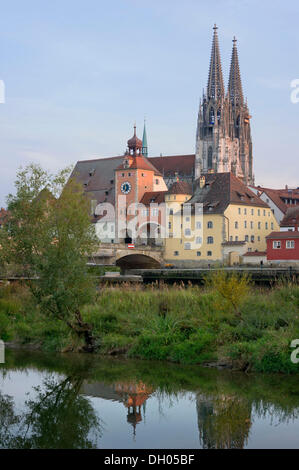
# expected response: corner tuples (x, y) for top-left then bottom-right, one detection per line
(195, 25), (254, 186)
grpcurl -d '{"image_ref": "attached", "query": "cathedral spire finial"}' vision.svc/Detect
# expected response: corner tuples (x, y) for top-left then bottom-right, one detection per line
(207, 24), (224, 100)
(228, 36), (244, 106)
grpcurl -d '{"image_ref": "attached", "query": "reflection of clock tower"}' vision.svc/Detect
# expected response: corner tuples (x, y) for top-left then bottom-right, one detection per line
(115, 125), (166, 242)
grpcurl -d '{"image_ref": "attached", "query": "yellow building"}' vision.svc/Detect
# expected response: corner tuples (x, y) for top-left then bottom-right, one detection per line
(164, 173), (279, 267)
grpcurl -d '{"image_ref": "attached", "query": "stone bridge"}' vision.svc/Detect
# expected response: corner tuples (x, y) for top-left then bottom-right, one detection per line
(90, 243), (164, 269)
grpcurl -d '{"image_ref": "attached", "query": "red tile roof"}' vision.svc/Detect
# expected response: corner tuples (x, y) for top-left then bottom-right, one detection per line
(243, 251), (266, 256)
(266, 231), (299, 239)
(255, 187), (299, 215)
(115, 154), (162, 176)
(190, 172), (269, 214)
(167, 181), (192, 195)
(71, 154), (194, 207)
(280, 207), (299, 227)
(150, 154), (195, 177)
(140, 191), (167, 205)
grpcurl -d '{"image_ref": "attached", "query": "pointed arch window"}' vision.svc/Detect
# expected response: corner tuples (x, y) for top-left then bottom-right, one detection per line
(209, 108), (215, 125)
(208, 147), (213, 169)
(217, 109), (221, 122)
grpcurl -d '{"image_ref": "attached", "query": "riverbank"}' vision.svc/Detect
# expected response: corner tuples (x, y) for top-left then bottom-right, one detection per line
(0, 280), (299, 374)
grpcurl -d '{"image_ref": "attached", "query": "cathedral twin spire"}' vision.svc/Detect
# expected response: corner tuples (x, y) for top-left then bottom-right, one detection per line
(207, 25), (243, 106)
(207, 25), (224, 100)
(195, 25), (254, 186)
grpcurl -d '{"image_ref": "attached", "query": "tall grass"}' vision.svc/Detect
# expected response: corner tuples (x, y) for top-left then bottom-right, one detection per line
(0, 276), (299, 373)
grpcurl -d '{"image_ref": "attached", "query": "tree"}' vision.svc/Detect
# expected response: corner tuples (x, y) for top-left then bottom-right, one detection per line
(0, 164), (98, 351)
(204, 270), (251, 319)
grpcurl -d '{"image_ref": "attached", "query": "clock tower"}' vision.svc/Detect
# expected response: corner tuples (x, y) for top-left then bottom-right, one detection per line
(115, 125), (167, 242)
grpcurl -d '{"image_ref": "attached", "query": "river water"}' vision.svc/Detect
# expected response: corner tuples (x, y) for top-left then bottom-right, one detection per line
(1, 349), (299, 449)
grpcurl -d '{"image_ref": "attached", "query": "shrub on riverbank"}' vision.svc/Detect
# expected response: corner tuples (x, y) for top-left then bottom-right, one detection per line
(0, 277), (299, 374)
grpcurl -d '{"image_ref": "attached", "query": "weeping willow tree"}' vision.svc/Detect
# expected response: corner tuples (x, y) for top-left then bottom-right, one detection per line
(0, 164), (98, 351)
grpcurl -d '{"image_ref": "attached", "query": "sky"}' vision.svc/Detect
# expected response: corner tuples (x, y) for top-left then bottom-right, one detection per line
(0, 0), (299, 206)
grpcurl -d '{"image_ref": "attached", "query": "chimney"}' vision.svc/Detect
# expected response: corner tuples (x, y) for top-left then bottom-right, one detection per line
(199, 175), (206, 189)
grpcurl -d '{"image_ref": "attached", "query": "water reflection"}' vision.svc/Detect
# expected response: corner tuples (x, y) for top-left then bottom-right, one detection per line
(0, 374), (101, 448)
(196, 394), (251, 448)
(1, 350), (299, 449)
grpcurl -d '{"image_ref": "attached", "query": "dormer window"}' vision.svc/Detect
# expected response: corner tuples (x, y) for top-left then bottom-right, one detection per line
(123, 159), (130, 169)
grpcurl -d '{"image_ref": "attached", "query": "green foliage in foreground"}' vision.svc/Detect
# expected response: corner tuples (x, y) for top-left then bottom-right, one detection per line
(0, 276), (299, 374)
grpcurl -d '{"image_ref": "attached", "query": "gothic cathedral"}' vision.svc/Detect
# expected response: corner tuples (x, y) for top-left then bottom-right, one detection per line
(195, 25), (254, 186)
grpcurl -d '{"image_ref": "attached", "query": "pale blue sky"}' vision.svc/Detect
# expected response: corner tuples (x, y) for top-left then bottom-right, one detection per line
(0, 0), (299, 206)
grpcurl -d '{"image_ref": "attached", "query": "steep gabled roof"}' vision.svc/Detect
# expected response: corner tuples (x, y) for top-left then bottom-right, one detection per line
(71, 154), (195, 206)
(167, 181), (192, 195)
(189, 172), (269, 214)
(280, 207), (299, 227)
(150, 154), (195, 177)
(140, 191), (167, 205)
(260, 188), (288, 214)
(116, 154), (162, 176)
(266, 231), (299, 240)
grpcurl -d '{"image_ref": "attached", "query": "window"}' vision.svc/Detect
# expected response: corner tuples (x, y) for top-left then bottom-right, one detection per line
(185, 228), (191, 236)
(263, 210), (266, 216)
(184, 242), (191, 250)
(251, 235), (255, 243)
(207, 236), (214, 244)
(152, 208), (158, 216)
(258, 209), (260, 216)
(244, 208), (247, 215)
(251, 209), (254, 215)
(286, 240), (295, 249)
(174, 251), (179, 256)
(208, 146), (213, 169)
(169, 209), (173, 215)
(235, 221), (238, 229)
(235, 236), (238, 241)
(265, 222), (268, 230)
(258, 236), (260, 241)
(121, 173), (125, 177)
(230, 236), (233, 241)
(168, 222), (172, 229)
(273, 241), (281, 249)
(196, 236), (202, 244)
(128, 172), (131, 177)
(207, 221), (213, 229)
(271, 222), (274, 230)
(244, 221), (247, 228)
(238, 208), (241, 214)
(185, 217), (190, 222)
(258, 222), (261, 229)
(197, 251), (201, 257)
(245, 235), (249, 242)
(155, 179), (159, 185)
(207, 251), (212, 257)
(196, 221), (202, 229)
(141, 173), (145, 177)
(250, 221), (254, 229)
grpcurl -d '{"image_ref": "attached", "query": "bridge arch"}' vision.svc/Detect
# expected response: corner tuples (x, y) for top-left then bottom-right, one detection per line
(116, 253), (161, 270)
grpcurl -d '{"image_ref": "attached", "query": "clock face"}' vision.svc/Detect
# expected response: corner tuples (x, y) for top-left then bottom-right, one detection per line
(120, 181), (132, 194)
